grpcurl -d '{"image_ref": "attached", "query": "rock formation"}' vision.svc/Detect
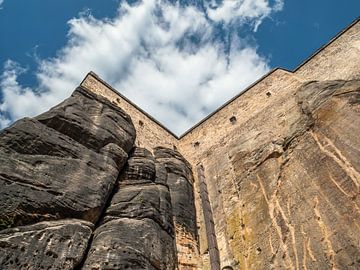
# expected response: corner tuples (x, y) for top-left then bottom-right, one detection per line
(0, 87), (136, 268)
(0, 87), (135, 229)
(210, 79), (360, 269)
(154, 147), (198, 268)
(0, 86), (197, 269)
(0, 220), (93, 269)
(0, 17), (360, 270)
(82, 147), (177, 269)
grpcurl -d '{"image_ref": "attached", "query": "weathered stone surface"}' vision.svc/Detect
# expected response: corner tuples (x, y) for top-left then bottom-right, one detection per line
(104, 184), (174, 234)
(82, 147), (177, 270)
(154, 147), (196, 234)
(83, 218), (176, 270)
(179, 78), (360, 269)
(0, 219), (92, 270)
(248, 80), (360, 269)
(36, 87), (136, 153)
(0, 86), (135, 228)
(123, 147), (156, 180)
(154, 147), (199, 269)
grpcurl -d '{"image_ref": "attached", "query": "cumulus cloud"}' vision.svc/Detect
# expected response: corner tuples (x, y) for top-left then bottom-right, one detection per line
(0, 0), (283, 135)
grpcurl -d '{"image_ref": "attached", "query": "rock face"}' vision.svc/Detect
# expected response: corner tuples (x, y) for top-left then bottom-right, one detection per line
(36, 87), (135, 153)
(0, 86), (136, 269)
(0, 87), (135, 228)
(82, 147), (177, 270)
(154, 147), (199, 268)
(241, 80), (360, 269)
(254, 79), (360, 269)
(0, 83), (199, 269)
(0, 219), (92, 270)
(180, 78), (360, 269)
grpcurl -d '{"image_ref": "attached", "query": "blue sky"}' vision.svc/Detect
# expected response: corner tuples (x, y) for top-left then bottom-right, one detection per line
(0, 0), (359, 135)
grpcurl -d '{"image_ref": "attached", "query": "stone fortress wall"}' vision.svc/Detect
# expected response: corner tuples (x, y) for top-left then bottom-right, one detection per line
(79, 17), (360, 269)
(177, 17), (360, 269)
(1, 17), (359, 270)
(81, 73), (179, 150)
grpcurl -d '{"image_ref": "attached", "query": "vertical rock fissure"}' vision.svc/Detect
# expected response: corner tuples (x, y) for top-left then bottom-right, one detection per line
(73, 232), (94, 270)
(154, 147), (199, 269)
(74, 164), (129, 270)
(197, 164), (221, 270)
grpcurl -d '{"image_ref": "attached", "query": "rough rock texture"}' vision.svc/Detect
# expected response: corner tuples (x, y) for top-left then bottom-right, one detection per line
(246, 80), (360, 269)
(253, 80), (360, 269)
(0, 219), (93, 270)
(82, 147), (177, 270)
(36, 87), (135, 153)
(154, 147), (199, 269)
(0, 87), (135, 228)
(179, 78), (360, 269)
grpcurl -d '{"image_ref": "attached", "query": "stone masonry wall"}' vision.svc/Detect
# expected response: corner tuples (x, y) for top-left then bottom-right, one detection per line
(177, 18), (360, 269)
(178, 70), (305, 268)
(295, 18), (360, 81)
(81, 73), (179, 150)
(78, 18), (360, 270)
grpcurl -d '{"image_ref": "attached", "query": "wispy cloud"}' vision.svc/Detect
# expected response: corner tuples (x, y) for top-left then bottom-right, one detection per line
(0, 0), (284, 135)
(0, 0), (4, 9)
(207, 0), (284, 31)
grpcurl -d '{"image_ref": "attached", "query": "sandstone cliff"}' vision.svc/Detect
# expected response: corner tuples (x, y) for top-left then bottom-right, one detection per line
(190, 79), (360, 269)
(0, 85), (198, 269)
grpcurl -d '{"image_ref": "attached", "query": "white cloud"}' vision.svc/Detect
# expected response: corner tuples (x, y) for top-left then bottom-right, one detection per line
(0, 0), (4, 9)
(0, 0), (283, 135)
(207, 0), (284, 31)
